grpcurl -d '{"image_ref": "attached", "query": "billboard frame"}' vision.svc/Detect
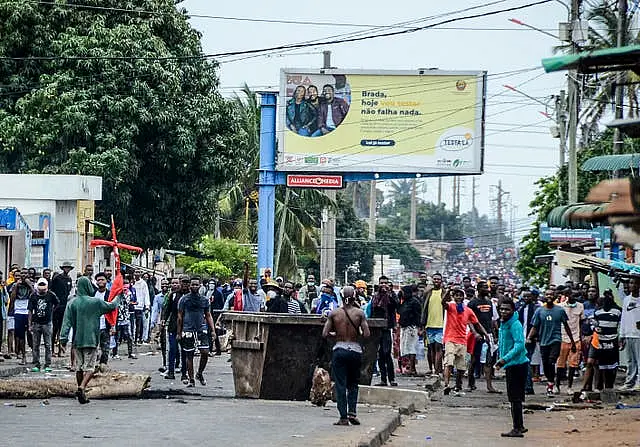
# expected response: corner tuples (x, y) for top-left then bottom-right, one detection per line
(277, 68), (487, 176)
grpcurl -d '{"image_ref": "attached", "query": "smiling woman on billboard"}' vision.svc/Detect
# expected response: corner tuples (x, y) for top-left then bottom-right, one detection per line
(285, 75), (352, 138)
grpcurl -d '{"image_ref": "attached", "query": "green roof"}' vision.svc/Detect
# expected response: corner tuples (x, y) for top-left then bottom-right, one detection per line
(541, 44), (640, 74)
(546, 203), (607, 229)
(582, 154), (640, 171)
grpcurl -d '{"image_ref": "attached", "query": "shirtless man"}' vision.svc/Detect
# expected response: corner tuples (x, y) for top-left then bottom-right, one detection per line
(322, 286), (370, 426)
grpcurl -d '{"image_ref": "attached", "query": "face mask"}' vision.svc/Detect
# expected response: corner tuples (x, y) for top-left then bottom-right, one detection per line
(307, 281), (315, 286)
(566, 302), (577, 308)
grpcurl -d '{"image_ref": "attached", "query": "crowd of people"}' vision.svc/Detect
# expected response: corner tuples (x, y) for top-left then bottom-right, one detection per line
(1, 259), (639, 436)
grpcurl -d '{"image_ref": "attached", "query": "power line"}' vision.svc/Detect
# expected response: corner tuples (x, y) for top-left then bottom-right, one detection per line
(2, 0), (554, 61)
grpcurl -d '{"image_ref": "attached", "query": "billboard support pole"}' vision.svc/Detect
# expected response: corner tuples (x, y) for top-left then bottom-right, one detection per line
(257, 92), (277, 280)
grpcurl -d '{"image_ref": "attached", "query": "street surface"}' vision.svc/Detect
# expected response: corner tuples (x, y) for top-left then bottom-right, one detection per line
(1, 350), (639, 446)
(0, 350), (397, 447)
(388, 368), (640, 446)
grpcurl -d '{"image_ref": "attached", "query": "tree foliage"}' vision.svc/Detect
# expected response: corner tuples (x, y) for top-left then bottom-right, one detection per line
(379, 196), (463, 244)
(187, 260), (232, 280)
(374, 224), (424, 271)
(196, 236), (253, 276)
(517, 130), (640, 285)
(336, 192), (374, 282)
(0, 1), (249, 248)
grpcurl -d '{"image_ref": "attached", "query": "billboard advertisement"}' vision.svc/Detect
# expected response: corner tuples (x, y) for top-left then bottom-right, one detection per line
(278, 69), (486, 174)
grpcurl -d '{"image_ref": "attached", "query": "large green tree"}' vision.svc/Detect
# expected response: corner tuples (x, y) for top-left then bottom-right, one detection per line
(0, 0), (248, 248)
(336, 192), (374, 282)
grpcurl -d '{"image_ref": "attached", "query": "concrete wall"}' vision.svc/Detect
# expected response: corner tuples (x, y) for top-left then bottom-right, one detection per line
(0, 175), (102, 276)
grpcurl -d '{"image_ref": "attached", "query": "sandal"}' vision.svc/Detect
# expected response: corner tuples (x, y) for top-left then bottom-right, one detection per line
(333, 419), (349, 426)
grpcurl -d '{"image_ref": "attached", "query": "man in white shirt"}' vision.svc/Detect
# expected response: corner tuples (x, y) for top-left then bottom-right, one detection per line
(95, 272), (111, 370)
(132, 270), (150, 344)
(620, 277), (640, 391)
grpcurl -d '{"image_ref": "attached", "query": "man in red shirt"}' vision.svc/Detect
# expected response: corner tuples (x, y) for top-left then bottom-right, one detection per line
(442, 288), (490, 395)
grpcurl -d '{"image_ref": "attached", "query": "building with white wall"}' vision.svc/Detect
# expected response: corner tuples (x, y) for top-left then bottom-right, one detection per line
(0, 174), (102, 276)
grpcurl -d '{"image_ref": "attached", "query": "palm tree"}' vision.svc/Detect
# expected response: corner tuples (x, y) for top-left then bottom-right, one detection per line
(215, 84), (335, 278)
(551, 1), (639, 141)
(578, 0), (639, 136)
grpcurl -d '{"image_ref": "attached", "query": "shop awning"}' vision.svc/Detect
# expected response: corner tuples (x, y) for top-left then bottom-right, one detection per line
(541, 44), (640, 74)
(546, 203), (608, 229)
(582, 153), (640, 171)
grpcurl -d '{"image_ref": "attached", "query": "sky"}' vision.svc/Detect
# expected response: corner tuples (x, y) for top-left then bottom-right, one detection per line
(181, 0), (574, 240)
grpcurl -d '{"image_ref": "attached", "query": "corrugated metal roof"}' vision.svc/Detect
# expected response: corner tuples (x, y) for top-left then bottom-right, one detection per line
(581, 154), (640, 171)
(542, 44), (640, 74)
(546, 203), (609, 229)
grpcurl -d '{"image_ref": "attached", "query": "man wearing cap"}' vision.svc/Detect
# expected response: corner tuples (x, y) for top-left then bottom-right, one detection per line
(50, 261), (74, 356)
(354, 280), (368, 307)
(28, 278), (59, 372)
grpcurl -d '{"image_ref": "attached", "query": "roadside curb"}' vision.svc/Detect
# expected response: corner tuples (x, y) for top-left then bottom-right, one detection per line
(358, 410), (401, 447)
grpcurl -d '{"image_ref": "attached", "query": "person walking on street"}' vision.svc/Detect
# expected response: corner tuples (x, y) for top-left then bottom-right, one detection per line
(50, 261), (73, 357)
(60, 277), (120, 404)
(442, 287), (490, 396)
(421, 273), (446, 376)
(467, 281), (501, 393)
(177, 276), (216, 388)
(620, 277), (640, 391)
(9, 268), (33, 365)
(94, 272), (111, 371)
(27, 278), (58, 372)
(322, 286), (370, 426)
(162, 276), (183, 380)
(556, 288), (584, 394)
(496, 298), (530, 438)
(527, 286), (577, 398)
(372, 276), (398, 387)
(398, 284), (422, 376)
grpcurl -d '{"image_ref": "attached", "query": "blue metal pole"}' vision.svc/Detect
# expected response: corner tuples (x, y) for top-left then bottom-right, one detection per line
(257, 92), (277, 280)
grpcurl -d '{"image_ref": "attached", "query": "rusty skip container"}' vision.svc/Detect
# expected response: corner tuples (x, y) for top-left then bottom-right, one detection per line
(222, 312), (386, 401)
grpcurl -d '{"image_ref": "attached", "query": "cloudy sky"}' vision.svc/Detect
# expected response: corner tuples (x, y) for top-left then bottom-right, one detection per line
(182, 0), (577, 239)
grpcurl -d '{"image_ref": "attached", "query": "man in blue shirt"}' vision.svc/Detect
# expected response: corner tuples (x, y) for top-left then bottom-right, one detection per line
(527, 286), (577, 398)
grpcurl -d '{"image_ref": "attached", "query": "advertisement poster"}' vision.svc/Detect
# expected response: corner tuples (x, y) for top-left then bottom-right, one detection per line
(278, 69), (486, 174)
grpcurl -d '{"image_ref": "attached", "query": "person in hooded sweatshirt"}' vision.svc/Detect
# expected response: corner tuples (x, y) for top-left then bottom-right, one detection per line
(60, 277), (120, 405)
(495, 297), (530, 438)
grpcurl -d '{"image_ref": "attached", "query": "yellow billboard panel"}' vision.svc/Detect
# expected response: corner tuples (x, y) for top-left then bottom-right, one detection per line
(278, 69), (486, 174)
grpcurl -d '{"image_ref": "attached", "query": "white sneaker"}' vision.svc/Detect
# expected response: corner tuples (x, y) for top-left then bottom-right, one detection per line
(553, 385), (560, 395)
(566, 388), (574, 395)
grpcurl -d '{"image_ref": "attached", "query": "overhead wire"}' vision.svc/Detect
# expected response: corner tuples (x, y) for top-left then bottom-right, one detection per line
(2, 0), (554, 61)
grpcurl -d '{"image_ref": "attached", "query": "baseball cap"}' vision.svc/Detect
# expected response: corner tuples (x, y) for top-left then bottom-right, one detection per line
(37, 278), (48, 287)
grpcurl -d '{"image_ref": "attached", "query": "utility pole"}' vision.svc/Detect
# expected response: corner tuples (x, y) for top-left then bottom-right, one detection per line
(567, 0), (580, 203)
(319, 51), (336, 281)
(437, 177), (442, 205)
(556, 90), (568, 203)
(410, 178), (417, 240)
(452, 176), (457, 213)
(491, 180), (510, 247)
(613, 0), (627, 177)
(368, 180), (376, 240)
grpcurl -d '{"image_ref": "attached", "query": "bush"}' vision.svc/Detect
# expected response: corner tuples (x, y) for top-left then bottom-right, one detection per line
(187, 260), (233, 280)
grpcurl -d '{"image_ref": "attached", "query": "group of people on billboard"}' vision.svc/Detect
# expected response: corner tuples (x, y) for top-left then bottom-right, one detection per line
(286, 81), (350, 137)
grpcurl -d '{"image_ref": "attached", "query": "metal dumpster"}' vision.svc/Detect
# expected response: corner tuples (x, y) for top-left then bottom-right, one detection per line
(222, 312), (386, 400)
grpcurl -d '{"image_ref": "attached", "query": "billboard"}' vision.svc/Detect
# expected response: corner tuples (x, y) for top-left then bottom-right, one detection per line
(278, 69), (486, 174)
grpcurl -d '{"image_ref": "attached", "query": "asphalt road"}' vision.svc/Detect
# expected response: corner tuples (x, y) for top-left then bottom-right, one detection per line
(0, 349), (397, 447)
